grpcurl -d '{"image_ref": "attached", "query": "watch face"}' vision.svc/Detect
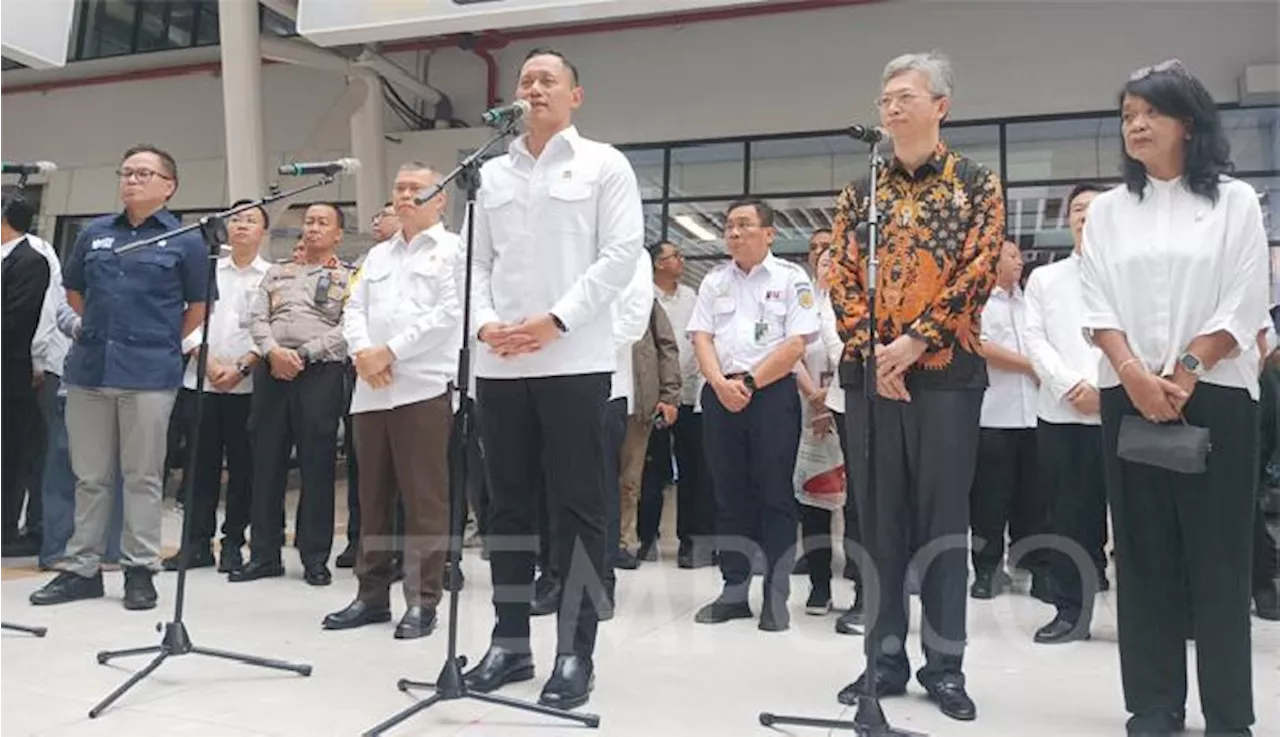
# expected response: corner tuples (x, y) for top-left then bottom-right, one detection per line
(1181, 354), (1201, 372)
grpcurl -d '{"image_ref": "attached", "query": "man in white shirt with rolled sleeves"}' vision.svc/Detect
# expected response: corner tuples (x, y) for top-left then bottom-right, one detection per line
(325, 162), (461, 641)
(462, 48), (644, 711)
(1023, 183), (1109, 643)
(167, 201), (271, 574)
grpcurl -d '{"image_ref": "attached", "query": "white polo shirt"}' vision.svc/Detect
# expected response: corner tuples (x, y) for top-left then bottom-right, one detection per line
(687, 253), (820, 379)
(343, 223), (463, 414)
(979, 285), (1038, 429)
(470, 125), (645, 380)
(181, 254), (272, 394)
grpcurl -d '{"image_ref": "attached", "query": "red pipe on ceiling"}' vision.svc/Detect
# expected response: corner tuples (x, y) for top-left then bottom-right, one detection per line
(2, 0), (879, 97)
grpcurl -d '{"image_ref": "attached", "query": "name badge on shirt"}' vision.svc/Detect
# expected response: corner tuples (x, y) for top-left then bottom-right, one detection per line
(755, 305), (769, 345)
(314, 271), (332, 305)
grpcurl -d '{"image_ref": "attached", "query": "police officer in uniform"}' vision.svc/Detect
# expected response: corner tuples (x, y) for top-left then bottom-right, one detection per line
(234, 203), (350, 586)
(688, 198), (819, 632)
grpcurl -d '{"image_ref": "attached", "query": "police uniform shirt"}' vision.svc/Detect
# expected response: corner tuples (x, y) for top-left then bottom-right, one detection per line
(180, 255), (273, 394)
(687, 254), (821, 375)
(343, 223), (463, 414)
(61, 208), (213, 390)
(248, 255), (351, 363)
(978, 285), (1038, 429)
(471, 125), (645, 380)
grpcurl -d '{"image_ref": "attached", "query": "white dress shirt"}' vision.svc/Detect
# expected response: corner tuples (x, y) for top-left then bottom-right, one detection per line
(1080, 177), (1270, 400)
(1023, 254), (1102, 426)
(979, 285), (1039, 429)
(471, 125), (645, 380)
(25, 235), (71, 377)
(817, 291), (847, 415)
(657, 282), (700, 407)
(688, 253), (821, 377)
(344, 224), (463, 414)
(181, 254), (272, 394)
(610, 254), (654, 412)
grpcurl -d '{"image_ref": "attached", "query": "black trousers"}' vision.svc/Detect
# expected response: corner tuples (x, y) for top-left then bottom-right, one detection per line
(970, 426), (1048, 576)
(702, 376), (801, 602)
(636, 423), (673, 546)
(1103, 384), (1256, 732)
(797, 413), (862, 591)
(456, 397), (489, 540)
(601, 398), (626, 584)
(846, 387), (982, 687)
(1038, 420), (1107, 623)
(479, 374), (610, 658)
(1254, 367), (1279, 593)
(638, 405), (717, 549)
(248, 361), (344, 566)
(1, 380), (40, 543)
(180, 390), (253, 548)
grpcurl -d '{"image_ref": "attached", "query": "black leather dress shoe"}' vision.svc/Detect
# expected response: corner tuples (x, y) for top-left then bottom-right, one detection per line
(123, 567), (158, 611)
(758, 597), (790, 632)
(969, 571), (999, 599)
(1254, 587), (1280, 621)
(228, 559), (285, 582)
(531, 575), (561, 617)
(217, 544), (244, 574)
(303, 562), (332, 586)
(444, 563), (465, 593)
(613, 548), (639, 570)
(924, 680), (976, 721)
(694, 594), (753, 624)
(322, 600), (392, 630)
(837, 672), (907, 705)
(162, 547), (215, 571)
(334, 542), (358, 569)
(463, 646), (536, 693)
(1126, 710), (1186, 735)
(29, 571), (104, 606)
(538, 654), (594, 710)
(835, 594), (865, 635)
(1034, 615), (1090, 644)
(394, 606), (437, 639)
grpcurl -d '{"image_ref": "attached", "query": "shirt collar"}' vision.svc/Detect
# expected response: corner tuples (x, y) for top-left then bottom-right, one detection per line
(219, 253), (272, 273)
(510, 125), (581, 161)
(392, 222), (446, 252)
(733, 252), (783, 279)
(890, 140), (950, 180)
(0, 235), (25, 260)
(113, 207), (178, 230)
(992, 283), (1023, 300)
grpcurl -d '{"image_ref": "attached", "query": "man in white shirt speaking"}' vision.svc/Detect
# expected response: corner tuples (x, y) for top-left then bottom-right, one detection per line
(463, 48), (644, 711)
(325, 162), (461, 641)
(1023, 183), (1109, 644)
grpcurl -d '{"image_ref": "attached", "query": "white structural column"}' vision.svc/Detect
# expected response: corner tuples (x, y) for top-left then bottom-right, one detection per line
(218, 0), (266, 203)
(350, 73), (387, 233)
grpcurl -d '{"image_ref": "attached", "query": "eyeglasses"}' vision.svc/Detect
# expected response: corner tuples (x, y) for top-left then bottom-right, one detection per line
(1129, 58), (1188, 81)
(874, 91), (940, 110)
(115, 168), (171, 183)
(657, 252), (684, 262)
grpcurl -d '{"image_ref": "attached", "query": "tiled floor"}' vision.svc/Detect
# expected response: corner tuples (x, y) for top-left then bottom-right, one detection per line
(3, 498), (1279, 737)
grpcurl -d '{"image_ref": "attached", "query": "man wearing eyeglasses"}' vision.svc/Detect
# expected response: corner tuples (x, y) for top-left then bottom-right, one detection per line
(30, 144), (213, 611)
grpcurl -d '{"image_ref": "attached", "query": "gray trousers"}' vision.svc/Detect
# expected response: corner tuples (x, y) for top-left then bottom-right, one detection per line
(58, 386), (177, 576)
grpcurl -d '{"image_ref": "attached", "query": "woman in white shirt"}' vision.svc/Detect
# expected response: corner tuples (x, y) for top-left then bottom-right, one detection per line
(792, 236), (863, 633)
(1079, 61), (1268, 737)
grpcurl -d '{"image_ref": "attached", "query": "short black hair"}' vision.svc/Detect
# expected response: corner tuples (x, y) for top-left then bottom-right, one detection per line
(121, 143), (178, 187)
(523, 47), (580, 86)
(229, 199), (270, 229)
(725, 198), (775, 228)
(1064, 183), (1108, 212)
(647, 240), (676, 261)
(3, 194), (36, 233)
(306, 202), (345, 230)
(1119, 64), (1232, 203)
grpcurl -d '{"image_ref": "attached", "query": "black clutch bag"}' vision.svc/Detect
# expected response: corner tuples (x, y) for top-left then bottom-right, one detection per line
(1117, 415), (1212, 475)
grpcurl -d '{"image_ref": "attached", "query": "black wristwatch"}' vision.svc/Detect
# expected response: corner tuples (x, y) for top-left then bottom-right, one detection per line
(742, 374), (758, 393)
(236, 361), (252, 377)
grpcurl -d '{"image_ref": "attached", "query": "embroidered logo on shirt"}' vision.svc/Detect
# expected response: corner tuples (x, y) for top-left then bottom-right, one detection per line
(562, 170), (573, 179)
(91, 237), (115, 250)
(796, 284), (815, 309)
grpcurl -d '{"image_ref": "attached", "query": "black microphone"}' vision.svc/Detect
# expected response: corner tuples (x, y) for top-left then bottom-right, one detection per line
(847, 125), (888, 144)
(276, 158), (361, 177)
(481, 99), (531, 127)
(2, 161), (57, 175)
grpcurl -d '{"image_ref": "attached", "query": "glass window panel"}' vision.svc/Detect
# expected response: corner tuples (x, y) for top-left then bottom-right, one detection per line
(669, 143), (744, 199)
(195, 1), (220, 45)
(135, 1), (173, 52)
(623, 148), (665, 200)
(1004, 182), (1125, 254)
(1005, 117), (1122, 183)
(749, 135), (865, 195)
(667, 196), (838, 289)
(1244, 176), (1279, 243)
(80, 0), (138, 59)
(164, 1), (197, 48)
(643, 202), (664, 248)
(261, 6), (298, 37)
(1224, 107), (1280, 173)
(940, 124), (1002, 175)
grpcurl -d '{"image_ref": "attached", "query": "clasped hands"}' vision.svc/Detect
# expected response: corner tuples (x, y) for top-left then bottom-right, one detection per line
(478, 314), (561, 357)
(873, 334), (928, 402)
(1121, 361), (1194, 424)
(354, 345), (395, 389)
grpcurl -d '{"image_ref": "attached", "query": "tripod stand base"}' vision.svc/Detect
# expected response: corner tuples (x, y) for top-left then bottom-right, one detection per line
(89, 621), (312, 718)
(759, 694), (927, 736)
(1, 621), (48, 637)
(365, 656), (600, 736)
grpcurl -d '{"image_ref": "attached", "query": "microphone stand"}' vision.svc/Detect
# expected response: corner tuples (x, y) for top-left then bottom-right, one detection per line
(362, 119), (599, 735)
(758, 135), (924, 737)
(87, 176), (336, 719)
(2, 172), (49, 642)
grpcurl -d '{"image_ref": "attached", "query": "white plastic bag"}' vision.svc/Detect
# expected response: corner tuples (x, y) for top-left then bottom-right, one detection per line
(794, 426), (846, 510)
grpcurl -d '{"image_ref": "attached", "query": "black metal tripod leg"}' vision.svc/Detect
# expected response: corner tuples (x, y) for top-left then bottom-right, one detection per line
(1, 622), (47, 637)
(760, 713), (860, 731)
(190, 646), (312, 676)
(469, 691), (601, 728)
(96, 645), (162, 665)
(397, 679), (433, 692)
(362, 693), (444, 737)
(88, 651), (169, 718)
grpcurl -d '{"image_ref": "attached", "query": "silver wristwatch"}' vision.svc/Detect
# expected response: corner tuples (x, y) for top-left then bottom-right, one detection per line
(1177, 352), (1207, 377)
